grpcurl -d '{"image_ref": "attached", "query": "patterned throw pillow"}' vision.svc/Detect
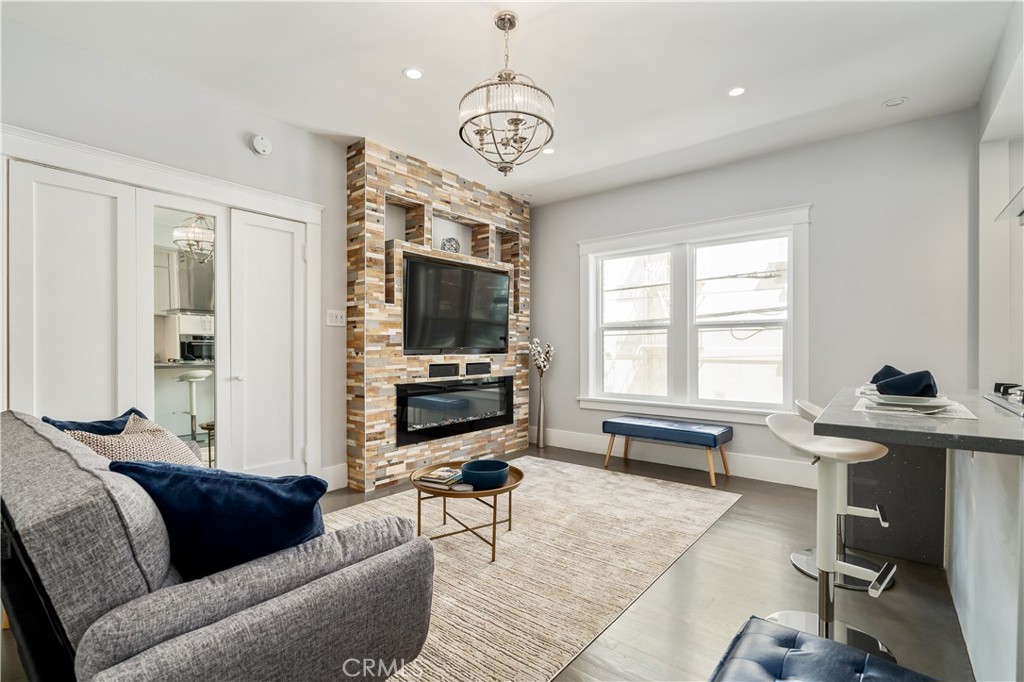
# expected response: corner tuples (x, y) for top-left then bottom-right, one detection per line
(68, 414), (202, 466)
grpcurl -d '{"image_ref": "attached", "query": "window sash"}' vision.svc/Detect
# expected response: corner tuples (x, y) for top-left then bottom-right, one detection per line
(686, 231), (792, 409)
(596, 248), (673, 399)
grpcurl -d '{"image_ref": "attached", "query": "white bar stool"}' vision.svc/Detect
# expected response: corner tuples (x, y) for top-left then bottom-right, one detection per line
(176, 370), (212, 442)
(766, 412), (898, 662)
(790, 400), (894, 593)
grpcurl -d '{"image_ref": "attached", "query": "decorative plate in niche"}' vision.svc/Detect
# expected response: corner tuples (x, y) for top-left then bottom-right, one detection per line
(440, 237), (461, 253)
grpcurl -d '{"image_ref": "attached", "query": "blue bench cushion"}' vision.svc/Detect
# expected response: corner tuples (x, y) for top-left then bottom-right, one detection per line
(602, 416), (733, 448)
(710, 616), (936, 682)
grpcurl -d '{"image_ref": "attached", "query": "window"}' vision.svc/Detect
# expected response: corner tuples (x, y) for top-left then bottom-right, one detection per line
(580, 207), (808, 417)
(600, 252), (670, 397)
(692, 236), (788, 405)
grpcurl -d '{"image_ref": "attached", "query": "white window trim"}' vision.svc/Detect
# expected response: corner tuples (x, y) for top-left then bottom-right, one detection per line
(578, 205), (810, 422)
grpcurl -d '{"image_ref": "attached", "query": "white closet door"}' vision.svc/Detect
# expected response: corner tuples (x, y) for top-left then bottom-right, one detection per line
(230, 209), (307, 477)
(8, 162), (139, 419)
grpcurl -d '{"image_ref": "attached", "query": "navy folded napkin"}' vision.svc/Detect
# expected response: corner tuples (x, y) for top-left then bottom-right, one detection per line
(876, 370), (938, 398)
(870, 365), (905, 384)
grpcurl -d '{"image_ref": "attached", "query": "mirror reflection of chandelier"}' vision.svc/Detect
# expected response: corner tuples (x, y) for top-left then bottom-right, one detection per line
(458, 10), (554, 176)
(173, 214), (215, 264)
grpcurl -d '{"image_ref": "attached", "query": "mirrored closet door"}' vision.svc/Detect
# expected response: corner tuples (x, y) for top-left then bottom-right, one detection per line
(137, 190), (230, 469)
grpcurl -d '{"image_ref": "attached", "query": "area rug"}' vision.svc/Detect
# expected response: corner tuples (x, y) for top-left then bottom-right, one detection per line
(323, 456), (741, 682)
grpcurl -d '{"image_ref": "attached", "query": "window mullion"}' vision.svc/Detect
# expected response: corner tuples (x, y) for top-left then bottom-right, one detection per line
(666, 244), (687, 403)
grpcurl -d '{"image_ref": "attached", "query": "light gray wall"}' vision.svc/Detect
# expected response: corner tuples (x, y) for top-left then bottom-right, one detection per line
(531, 110), (978, 477)
(1, 20), (350, 470)
(950, 135), (1022, 682)
(947, 15), (1023, 680)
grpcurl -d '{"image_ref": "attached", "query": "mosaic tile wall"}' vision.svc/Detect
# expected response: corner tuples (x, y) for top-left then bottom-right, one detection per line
(346, 140), (531, 491)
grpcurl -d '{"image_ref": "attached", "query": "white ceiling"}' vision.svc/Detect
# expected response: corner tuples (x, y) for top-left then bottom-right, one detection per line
(2, 2), (1014, 205)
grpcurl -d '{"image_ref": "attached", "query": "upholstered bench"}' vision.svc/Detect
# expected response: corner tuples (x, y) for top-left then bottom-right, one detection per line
(601, 415), (732, 487)
(710, 616), (936, 682)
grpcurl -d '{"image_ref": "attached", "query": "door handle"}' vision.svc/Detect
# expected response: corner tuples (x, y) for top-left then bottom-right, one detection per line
(231, 375), (244, 382)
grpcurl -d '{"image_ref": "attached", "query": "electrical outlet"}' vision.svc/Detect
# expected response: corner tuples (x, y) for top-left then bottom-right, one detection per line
(325, 309), (346, 327)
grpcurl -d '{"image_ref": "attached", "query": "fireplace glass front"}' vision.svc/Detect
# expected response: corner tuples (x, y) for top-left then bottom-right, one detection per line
(396, 376), (514, 446)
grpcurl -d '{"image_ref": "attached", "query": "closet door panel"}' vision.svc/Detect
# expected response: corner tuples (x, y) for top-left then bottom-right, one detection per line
(8, 162), (137, 418)
(230, 209), (306, 477)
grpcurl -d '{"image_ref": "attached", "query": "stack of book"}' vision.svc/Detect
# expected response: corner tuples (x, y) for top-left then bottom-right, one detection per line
(416, 466), (473, 492)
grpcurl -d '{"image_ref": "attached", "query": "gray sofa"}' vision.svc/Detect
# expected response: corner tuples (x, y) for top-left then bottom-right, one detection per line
(0, 411), (434, 681)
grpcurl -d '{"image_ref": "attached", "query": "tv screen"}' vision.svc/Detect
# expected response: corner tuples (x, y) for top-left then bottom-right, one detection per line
(403, 257), (510, 355)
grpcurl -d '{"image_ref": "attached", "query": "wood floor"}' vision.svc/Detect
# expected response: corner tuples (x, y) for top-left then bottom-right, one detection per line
(321, 444), (973, 681)
(2, 445), (974, 681)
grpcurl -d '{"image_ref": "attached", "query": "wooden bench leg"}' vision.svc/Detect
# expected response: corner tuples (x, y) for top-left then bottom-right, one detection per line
(706, 447), (717, 487)
(623, 436), (631, 463)
(719, 445), (731, 478)
(604, 434), (616, 468)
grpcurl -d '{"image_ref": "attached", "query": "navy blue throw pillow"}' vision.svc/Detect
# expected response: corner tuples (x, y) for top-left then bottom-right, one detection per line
(43, 408), (147, 436)
(109, 461), (327, 580)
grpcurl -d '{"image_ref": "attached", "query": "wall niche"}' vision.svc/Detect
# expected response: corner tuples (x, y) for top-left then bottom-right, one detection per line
(346, 140), (530, 491)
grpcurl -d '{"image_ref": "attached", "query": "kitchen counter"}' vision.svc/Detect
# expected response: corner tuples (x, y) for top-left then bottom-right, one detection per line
(813, 387), (1023, 566)
(815, 388), (1024, 455)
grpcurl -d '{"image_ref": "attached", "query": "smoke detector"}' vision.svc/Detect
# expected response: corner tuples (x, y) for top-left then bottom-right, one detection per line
(249, 135), (273, 157)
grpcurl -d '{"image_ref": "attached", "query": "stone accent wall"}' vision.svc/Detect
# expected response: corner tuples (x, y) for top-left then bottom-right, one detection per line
(346, 140), (531, 491)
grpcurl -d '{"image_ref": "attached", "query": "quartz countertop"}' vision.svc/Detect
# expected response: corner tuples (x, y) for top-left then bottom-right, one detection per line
(815, 387), (1024, 455)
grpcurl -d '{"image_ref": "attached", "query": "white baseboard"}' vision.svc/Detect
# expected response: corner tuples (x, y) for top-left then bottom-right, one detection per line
(530, 425), (814, 489)
(320, 463), (349, 491)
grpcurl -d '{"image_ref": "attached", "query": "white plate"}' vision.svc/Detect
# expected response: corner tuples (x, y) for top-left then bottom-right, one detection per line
(866, 393), (952, 407)
(862, 403), (951, 415)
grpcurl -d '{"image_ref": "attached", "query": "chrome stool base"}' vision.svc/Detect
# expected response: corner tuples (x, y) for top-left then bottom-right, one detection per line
(790, 548), (895, 592)
(766, 610), (897, 664)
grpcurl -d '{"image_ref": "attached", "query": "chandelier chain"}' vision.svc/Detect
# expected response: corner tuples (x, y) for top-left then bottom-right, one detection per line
(503, 28), (510, 69)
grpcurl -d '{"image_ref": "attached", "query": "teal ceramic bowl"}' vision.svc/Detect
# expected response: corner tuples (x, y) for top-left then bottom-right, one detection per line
(460, 459), (510, 491)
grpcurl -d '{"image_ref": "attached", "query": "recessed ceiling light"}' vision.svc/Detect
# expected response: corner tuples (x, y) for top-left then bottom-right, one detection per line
(403, 67), (423, 80)
(728, 87), (746, 97)
(542, 148), (555, 155)
(882, 96), (908, 108)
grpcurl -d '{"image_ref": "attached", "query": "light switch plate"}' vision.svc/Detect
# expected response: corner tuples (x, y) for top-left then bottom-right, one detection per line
(325, 309), (346, 327)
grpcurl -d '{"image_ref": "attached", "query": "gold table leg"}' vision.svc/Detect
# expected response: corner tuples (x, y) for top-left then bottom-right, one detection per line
(442, 496), (447, 525)
(416, 489), (422, 536)
(508, 490), (513, 531)
(491, 494), (499, 562)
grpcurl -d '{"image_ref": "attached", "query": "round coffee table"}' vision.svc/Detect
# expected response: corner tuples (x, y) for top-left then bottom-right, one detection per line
(410, 460), (524, 562)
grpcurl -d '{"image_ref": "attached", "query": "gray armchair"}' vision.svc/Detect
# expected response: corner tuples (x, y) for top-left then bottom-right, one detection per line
(1, 411), (434, 681)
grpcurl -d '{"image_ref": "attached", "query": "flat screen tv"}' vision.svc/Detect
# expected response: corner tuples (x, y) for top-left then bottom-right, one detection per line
(403, 257), (510, 355)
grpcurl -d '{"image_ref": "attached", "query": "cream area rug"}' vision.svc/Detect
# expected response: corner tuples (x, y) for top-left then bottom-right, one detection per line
(323, 456), (741, 682)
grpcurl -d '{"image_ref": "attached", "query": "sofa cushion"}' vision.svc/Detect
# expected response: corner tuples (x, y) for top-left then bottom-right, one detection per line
(74, 517), (416, 680)
(110, 461), (327, 580)
(1, 411), (172, 647)
(68, 414), (202, 466)
(42, 407), (146, 435)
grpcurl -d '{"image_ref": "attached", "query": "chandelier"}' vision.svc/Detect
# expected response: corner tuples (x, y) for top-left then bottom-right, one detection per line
(458, 11), (554, 176)
(173, 214), (215, 264)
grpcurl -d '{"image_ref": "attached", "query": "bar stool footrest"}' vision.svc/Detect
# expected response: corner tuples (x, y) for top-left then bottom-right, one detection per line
(789, 548), (894, 592)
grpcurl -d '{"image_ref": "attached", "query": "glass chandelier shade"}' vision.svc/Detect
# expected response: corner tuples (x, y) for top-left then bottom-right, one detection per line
(458, 11), (554, 176)
(172, 214), (215, 264)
